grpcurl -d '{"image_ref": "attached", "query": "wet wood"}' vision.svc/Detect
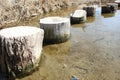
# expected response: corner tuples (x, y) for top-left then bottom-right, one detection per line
(115, 0), (120, 7)
(83, 6), (96, 16)
(70, 10), (86, 24)
(107, 3), (118, 12)
(101, 5), (113, 13)
(102, 3), (118, 14)
(40, 17), (70, 44)
(0, 26), (44, 78)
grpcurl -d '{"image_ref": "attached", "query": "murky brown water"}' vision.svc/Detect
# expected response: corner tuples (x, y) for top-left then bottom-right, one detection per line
(12, 5), (120, 80)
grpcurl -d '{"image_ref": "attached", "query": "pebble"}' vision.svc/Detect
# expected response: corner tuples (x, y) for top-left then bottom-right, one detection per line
(63, 64), (67, 68)
(71, 75), (79, 80)
(31, 13), (38, 17)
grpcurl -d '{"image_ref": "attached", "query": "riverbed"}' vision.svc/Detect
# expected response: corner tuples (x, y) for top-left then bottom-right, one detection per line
(13, 5), (120, 80)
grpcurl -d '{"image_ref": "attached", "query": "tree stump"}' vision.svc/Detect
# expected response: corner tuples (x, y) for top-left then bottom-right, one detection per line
(83, 6), (96, 16)
(70, 10), (87, 24)
(115, 0), (120, 7)
(101, 5), (112, 13)
(101, 3), (118, 14)
(0, 26), (44, 78)
(107, 3), (118, 12)
(40, 17), (70, 44)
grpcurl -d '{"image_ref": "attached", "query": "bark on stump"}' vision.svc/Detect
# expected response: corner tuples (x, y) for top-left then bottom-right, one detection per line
(107, 3), (118, 12)
(101, 6), (112, 13)
(70, 10), (87, 24)
(40, 17), (70, 44)
(115, 0), (120, 7)
(83, 6), (96, 16)
(101, 4), (117, 14)
(0, 26), (44, 78)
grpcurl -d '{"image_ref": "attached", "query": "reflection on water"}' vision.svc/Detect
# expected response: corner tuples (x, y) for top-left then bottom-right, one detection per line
(102, 13), (115, 18)
(43, 40), (71, 55)
(6, 5), (120, 80)
(72, 23), (86, 32)
(86, 16), (95, 23)
(71, 16), (95, 32)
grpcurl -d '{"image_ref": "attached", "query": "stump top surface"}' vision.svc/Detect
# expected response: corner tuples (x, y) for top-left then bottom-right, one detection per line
(0, 26), (43, 38)
(40, 16), (69, 24)
(115, 0), (120, 3)
(70, 10), (86, 18)
(83, 5), (95, 8)
(107, 3), (118, 6)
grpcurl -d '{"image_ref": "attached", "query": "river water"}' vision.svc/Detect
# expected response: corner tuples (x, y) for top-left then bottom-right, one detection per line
(12, 5), (120, 80)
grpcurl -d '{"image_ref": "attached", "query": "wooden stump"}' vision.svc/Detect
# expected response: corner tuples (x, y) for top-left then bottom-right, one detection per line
(0, 26), (44, 78)
(107, 3), (118, 12)
(83, 6), (96, 16)
(40, 17), (70, 44)
(70, 10), (87, 24)
(118, 3), (120, 7)
(101, 6), (112, 13)
(101, 3), (118, 14)
(115, 0), (120, 7)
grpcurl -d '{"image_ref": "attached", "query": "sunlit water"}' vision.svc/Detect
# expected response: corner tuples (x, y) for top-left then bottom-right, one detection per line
(3, 5), (120, 80)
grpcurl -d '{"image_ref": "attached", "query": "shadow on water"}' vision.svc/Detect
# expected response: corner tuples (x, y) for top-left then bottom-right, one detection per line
(102, 13), (115, 18)
(72, 23), (86, 32)
(86, 16), (95, 23)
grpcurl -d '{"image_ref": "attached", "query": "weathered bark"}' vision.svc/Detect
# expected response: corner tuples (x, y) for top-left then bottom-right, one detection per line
(0, 26), (44, 78)
(40, 17), (70, 44)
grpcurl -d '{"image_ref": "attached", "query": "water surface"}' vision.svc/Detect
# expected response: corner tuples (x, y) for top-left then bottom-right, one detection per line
(14, 6), (120, 80)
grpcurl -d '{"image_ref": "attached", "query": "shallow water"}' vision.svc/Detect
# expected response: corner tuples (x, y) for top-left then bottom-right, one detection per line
(12, 6), (120, 80)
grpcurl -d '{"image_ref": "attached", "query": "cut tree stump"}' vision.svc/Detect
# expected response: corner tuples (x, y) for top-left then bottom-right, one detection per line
(40, 17), (71, 44)
(70, 10), (87, 24)
(0, 26), (44, 78)
(101, 5), (112, 13)
(83, 6), (96, 16)
(107, 3), (118, 12)
(115, 0), (120, 7)
(101, 3), (117, 14)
